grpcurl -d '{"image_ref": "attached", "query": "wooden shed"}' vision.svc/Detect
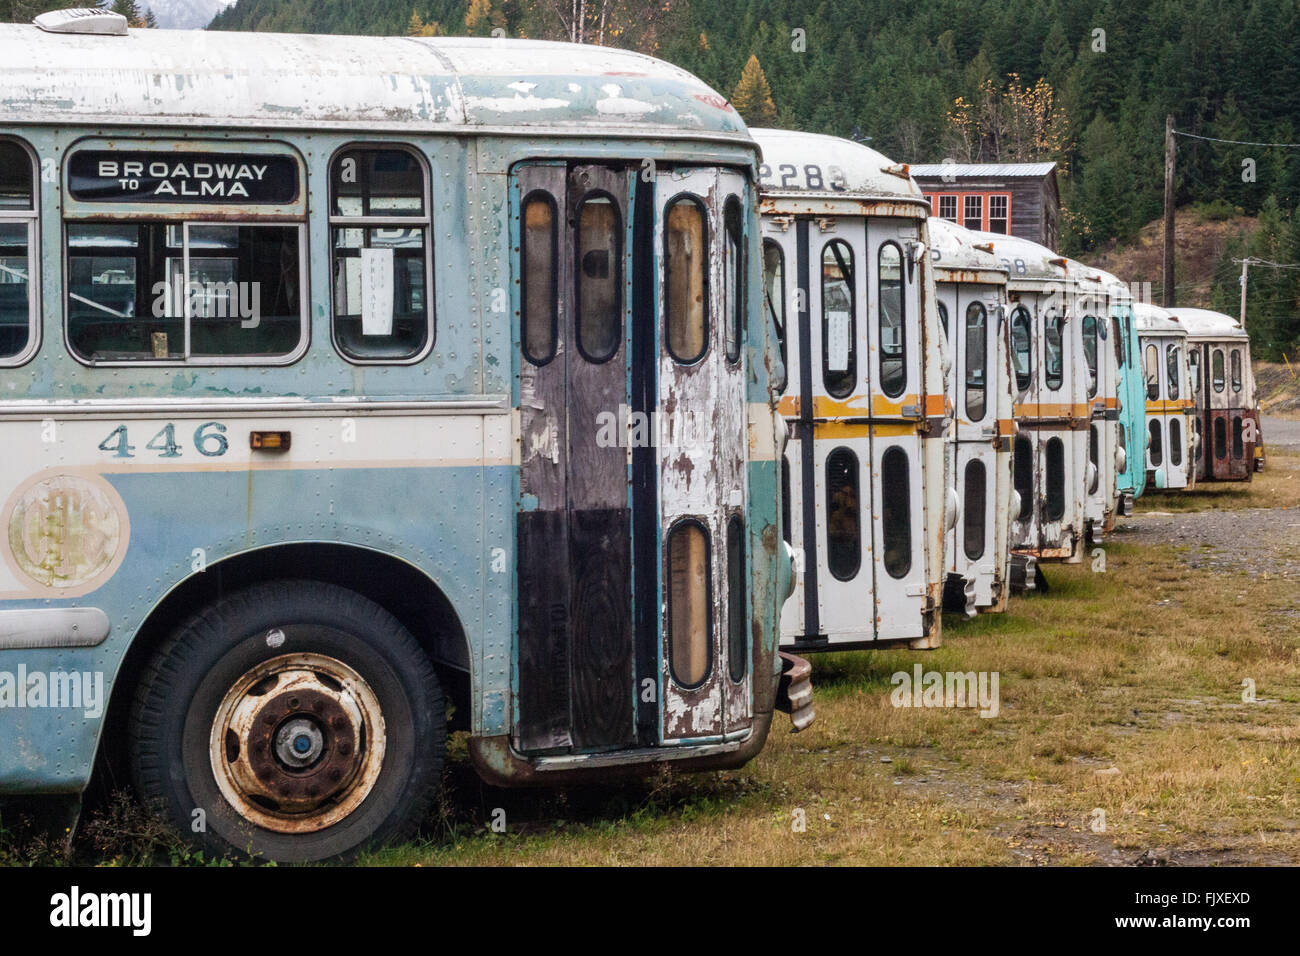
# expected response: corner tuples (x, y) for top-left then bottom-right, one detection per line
(910, 162), (1060, 252)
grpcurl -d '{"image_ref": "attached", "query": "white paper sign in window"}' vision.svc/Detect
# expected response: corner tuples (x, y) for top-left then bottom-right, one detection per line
(827, 310), (850, 372)
(360, 247), (394, 336)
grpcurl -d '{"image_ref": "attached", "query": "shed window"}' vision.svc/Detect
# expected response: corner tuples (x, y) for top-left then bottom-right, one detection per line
(665, 197), (708, 363)
(881, 446), (912, 578)
(1149, 419), (1163, 466)
(963, 459), (987, 560)
(965, 301), (987, 421)
(938, 195), (958, 222)
(1166, 344), (1181, 400)
(826, 447), (861, 581)
(763, 240), (787, 393)
(331, 147), (430, 362)
(521, 192), (557, 365)
(1013, 435), (1033, 520)
(68, 222), (304, 362)
(0, 139), (35, 362)
(1231, 349), (1242, 393)
(578, 194), (623, 362)
(963, 195), (983, 231)
(1145, 343), (1160, 401)
(1044, 437), (1065, 521)
(1212, 348), (1225, 392)
(724, 197), (744, 364)
(1082, 314), (1098, 399)
(726, 517), (747, 683)
(1044, 310), (1064, 391)
(821, 240), (856, 398)
(988, 194), (1009, 234)
(1010, 305), (1032, 393)
(668, 521), (712, 688)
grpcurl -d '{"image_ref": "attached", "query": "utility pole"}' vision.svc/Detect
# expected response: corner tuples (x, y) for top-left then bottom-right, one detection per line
(1163, 114), (1176, 307)
(1236, 257), (1252, 329)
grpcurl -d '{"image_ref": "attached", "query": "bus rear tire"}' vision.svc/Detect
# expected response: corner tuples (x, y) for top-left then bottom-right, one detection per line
(128, 580), (445, 863)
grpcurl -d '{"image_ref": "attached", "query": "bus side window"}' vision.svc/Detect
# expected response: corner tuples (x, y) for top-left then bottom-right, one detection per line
(821, 240), (855, 398)
(1082, 314), (1098, 398)
(1231, 349), (1242, 393)
(1149, 419), (1163, 466)
(1166, 343), (1181, 400)
(1188, 345), (1200, 393)
(762, 239), (787, 393)
(664, 195), (707, 364)
(1044, 310), (1063, 391)
(1212, 348), (1225, 392)
(1013, 435), (1033, 520)
(964, 301), (986, 421)
(1044, 437), (1065, 521)
(1010, 305), (1032, 394)
(724, 196), (744, 364)
(825, 446), (861, 580)
(881, 446), (911, 578)
(0, 138), (36, 363)
(521, 192), (557, 365)
(330, 146), (432, 362)
(963, 458), (986, 560)
(1145, 343), (1160, 401)
(1112, 317), (1124, 368)
(878, 242), (906, 398)
(937, 300), (948, 341)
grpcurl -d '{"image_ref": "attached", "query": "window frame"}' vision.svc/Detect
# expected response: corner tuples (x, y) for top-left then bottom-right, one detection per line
(825, 445), (862, 582)
(1212, 348), (1225, 393)
(666, 517), (715, 690)
(880, 445), (913, 579)
(64, 218), (310, 367)
(820, 238), (856, 399)
(878, 240), (907, 399)
(962, 194), (983, 231)
(1082, 314), (1098, 399)
(987, 193), (1010, 234)
(1044, 436), (1065, 522)
(938, 194), (958, 223)
(520, 189), (559, 367)
(762, 238), (787, 393)
(1043, 308), (1064, 391)
(663, 191), (709, 365)
(328, 142), (434, 367)
(963, 458), (987, 561)
(964, 300), (987, 421)
(1230, 348), (1242, 393)
(1166, 343), (1181, 400)
(0, 136), (39, 368)
(1010, 304), (1032, 394)
(723, 195), (745, 365)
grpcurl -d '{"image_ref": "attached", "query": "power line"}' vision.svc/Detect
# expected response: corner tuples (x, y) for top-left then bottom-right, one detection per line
(1174, 130), (1300, 148)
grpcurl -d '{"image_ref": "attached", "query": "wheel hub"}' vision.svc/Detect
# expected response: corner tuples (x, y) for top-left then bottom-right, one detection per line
(209, 652), (386, 833)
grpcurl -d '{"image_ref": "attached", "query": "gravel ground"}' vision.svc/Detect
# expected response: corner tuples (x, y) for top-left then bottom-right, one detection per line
(1114, 446), (1300, 576)
(1264, 416), (1300, 454)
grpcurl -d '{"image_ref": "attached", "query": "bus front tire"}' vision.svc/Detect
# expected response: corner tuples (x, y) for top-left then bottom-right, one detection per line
(128, 580), (445, 863)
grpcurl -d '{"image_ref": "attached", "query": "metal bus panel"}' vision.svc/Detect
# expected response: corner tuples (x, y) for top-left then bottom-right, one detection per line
(1168, 307), (1257, 482)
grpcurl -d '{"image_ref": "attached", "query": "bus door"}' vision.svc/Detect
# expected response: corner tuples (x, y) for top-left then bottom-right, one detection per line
(1034, 298), (1078, 555)
(760, 220), (804, 644)
(952, 285), (997, 597)
(867, 219), (926, 640)
(514, 162), (640, 754)
(655, 167), (752, 741)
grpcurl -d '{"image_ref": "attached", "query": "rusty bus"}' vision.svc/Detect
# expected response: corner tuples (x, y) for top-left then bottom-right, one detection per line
(1073, 263), (1121, 541)
(975, 233), (1088, 569)
(1134, 303), (1197, 490)
(753, 129), (947, 651)
(0, 11), (807, 862)
(1096, 271), (1148, 516)
(1167, 307), (1261, 481)
(928, 217), (1014, 615)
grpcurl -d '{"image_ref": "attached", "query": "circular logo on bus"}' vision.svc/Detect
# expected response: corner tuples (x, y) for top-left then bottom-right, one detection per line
(5, 473), (127, 591)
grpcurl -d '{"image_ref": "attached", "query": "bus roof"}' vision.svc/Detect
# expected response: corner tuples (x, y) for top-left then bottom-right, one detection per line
(1166, 307), (1249, 340)
(927, 217), (1007, 284)
(0, 24), (749, 141)
(751, 128), (926, 214)
(966, 230), (1072, 291)
(1133, 301), (1186, 335)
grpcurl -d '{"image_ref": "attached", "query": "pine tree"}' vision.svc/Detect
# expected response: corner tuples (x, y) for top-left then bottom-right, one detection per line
(731, 54), (777, 128)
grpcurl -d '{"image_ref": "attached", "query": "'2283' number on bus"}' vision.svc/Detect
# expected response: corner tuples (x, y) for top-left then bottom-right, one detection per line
(757, 163), (849, 192)
(97, 422), (229, 459)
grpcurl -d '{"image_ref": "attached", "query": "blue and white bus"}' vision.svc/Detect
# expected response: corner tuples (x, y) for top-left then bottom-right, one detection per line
(0, 11), (804, 861)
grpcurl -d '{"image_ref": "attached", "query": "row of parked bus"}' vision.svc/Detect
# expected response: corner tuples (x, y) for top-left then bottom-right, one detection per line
(757, 127), (1263, 651)
(0, 13), (1265, 864)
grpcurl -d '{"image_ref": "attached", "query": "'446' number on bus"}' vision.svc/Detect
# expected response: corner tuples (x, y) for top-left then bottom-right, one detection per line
(97, 422), (228, 459)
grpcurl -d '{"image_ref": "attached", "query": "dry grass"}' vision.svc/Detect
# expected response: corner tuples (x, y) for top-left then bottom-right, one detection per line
(363, 537), (1300, 867)
(1136, 449), (1300, 513)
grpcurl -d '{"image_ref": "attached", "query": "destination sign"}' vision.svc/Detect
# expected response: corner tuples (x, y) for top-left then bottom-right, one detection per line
(68, 151), (299, 205)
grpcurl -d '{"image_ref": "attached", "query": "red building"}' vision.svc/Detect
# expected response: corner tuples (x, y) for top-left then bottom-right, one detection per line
(910, 162), (1060, 251)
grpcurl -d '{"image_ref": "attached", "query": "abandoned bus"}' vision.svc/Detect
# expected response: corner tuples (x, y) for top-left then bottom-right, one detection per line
(928, 217), (1013, 615)
(978, 233), (1088, 565)
(0, 14), (803, 862)
(1167, 307), (1261, 481)
(1134, 303), (1196, 490)
(1098, 271), (1147, 514)
(754, 129), (947, 651)
(1073, 263), (1120, 540)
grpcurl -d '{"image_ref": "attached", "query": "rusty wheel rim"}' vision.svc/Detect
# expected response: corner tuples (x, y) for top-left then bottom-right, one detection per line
(209, 651), (386, 834)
